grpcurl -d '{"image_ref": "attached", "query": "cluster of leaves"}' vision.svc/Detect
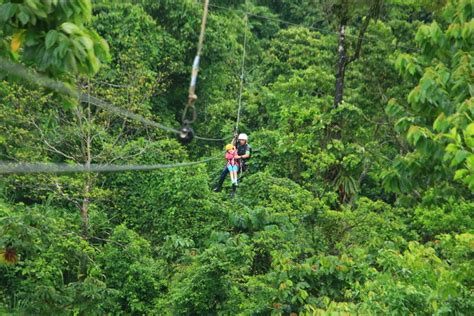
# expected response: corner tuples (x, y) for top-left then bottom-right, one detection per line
(0, 0), (109, 77)
(386, 0), (473, 191)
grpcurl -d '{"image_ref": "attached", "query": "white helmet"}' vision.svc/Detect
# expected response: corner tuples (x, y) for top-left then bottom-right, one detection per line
(238, 133), (248, 141)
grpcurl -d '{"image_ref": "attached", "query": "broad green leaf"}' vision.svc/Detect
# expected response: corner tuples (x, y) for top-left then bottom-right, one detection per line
(79, 36), (93, 50)
(45, 30), (58, 49)
(464, 123), (474, 137)
(433, 113), (449, 132)
(60, 22), (81, 35)
(407, 125), (423, 145)
(17, 11), (29, 25)
(445, 143), (459, 153)
(0, 3), (16, 23)
(454, 168), (469, 180)
(451, 150), (469, 166)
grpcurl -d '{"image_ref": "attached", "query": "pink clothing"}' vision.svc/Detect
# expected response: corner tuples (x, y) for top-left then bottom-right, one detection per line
(226, 150), (238, 166)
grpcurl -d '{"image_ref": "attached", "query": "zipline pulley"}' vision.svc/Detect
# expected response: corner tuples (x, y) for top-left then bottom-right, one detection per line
(177, 123), (195, 144)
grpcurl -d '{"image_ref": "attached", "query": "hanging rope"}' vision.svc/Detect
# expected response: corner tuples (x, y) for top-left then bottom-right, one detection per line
(179, 0), (210, 144)
(234, 14), (248, 136)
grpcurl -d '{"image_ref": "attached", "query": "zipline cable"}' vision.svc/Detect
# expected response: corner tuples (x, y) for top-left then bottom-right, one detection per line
(235, 14), (248, 136)
(90, 79), (132, 89)
(79, 94), (181, 134)
(0, 58), (228, 142)
(80, 94), (229, 142)
(0, 157), (219, 174)
(195, 134), (233, 141)
(0, 57), (77, 98)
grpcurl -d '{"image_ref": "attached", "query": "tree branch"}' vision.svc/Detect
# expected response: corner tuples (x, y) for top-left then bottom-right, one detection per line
(31, 121), (78, 162)
(346, 16), (371, 65)
(346, 0), (383, 65)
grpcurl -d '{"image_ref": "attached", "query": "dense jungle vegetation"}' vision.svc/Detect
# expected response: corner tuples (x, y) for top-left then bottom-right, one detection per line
(0, 0), (473, 314)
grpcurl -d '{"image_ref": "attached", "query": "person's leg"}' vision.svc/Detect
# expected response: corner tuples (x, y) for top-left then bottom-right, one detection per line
(231, 173), (237, 194)
(233, 166), (239, 184)
(229, 166), (235, 183)
(238, 162), (248, 182)
(213, 166), (229, 192)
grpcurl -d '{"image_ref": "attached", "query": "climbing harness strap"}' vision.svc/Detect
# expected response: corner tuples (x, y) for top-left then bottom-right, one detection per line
(234, 14), (248, 136)
(232, 16), (251, 182)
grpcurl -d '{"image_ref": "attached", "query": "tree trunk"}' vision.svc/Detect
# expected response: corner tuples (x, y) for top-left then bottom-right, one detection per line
(333, 1), (380, 108)
(81, 82), (92, 236)
(81, 178), (91, 235)
(334, 23), (347, 108)
(79, 178), (90, 280)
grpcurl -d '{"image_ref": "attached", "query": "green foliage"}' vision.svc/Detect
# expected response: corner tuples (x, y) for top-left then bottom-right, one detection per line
(0, 201), (116, 314)
(414, 199), (473, 238)
(103, 139), (224, 246)
(97, 225), (165, 313)
(0, 0), (110, 77)
(1, 0), (473, 315)
(357, 237), (473, 315)
(161, 242), (253, 315)
(387, 0), (474, 192)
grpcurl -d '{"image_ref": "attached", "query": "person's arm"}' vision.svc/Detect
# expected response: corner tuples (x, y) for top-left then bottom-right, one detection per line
(235, 147), (250, 159)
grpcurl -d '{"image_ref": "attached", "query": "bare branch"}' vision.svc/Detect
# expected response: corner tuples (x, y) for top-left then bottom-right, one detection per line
(31, 121), (78, 162)
(346, 16), (371, 65)
(106, 146), (148, 164)
(53, 180), (82, 210)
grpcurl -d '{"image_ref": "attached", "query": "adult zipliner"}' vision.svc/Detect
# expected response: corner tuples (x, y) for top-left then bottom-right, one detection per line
(214, 133), (251, 195)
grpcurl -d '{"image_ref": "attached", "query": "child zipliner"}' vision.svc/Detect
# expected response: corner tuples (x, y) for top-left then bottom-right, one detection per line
(225, 144), (239, 186)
